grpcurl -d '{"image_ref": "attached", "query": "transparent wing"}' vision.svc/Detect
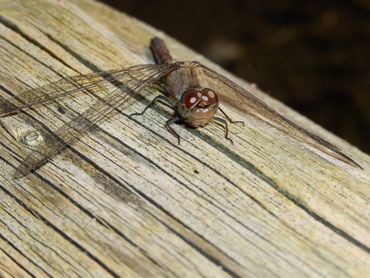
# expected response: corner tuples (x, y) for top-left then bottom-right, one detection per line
(13, 63), (177, 177)
(199, 63), (361, 169)
(0, 64), (161, 117)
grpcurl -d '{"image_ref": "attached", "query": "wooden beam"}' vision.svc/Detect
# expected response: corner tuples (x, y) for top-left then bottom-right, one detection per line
(0, 0), (369, 276)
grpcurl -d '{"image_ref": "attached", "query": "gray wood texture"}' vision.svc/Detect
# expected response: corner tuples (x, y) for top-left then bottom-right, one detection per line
(0, 0), (369, 277)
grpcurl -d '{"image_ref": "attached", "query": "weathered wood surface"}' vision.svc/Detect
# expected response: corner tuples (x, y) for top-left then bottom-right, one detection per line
(0, 0), (369, 277)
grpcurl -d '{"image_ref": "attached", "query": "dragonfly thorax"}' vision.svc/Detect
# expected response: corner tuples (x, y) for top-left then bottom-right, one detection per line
(177, 88), (219, 127)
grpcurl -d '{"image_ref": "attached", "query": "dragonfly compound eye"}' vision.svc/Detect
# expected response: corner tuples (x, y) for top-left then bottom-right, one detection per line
(178, 88), (219, 127)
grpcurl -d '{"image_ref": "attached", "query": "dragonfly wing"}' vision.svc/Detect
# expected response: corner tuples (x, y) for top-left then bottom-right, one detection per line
(0, 64), (161, 117)
(14, 63), (176, 178)
(199, 64), (361, 169)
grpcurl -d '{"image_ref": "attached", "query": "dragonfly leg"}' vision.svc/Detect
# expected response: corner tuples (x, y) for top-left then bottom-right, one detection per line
(218, 107), (244, 126)
(129, 95), (175, 118)
(213, 116), (234, 144)
(165, 116), (182, 144)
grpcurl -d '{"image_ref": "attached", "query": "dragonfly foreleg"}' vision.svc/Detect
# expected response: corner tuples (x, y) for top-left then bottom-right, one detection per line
(129, 95), (175, 118)
(218, 107), (244, 126)
(213, 116), (234, 144)
(165, 116), (182, 144)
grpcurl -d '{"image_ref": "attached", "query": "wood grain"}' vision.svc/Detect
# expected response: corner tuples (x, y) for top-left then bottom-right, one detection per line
(0, 0), (369, 277)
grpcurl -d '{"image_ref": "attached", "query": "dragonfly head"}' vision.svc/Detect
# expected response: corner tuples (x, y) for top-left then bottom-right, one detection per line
(177, 88), (219, 127)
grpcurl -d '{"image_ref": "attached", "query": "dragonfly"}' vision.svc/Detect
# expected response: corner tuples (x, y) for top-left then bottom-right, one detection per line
(0, 37), (362, 178)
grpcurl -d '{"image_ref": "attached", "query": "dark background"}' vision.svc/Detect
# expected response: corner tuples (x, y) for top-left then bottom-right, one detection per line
(102, 0), (370, 153)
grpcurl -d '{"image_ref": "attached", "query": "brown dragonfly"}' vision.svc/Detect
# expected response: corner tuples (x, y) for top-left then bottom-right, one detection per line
(0, 37), (361, 178)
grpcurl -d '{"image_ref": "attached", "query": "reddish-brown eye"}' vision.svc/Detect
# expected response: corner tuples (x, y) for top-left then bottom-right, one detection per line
(181, 88), (218, 108)
(200, 88), (218, 106)
(178, 88), (219, 127)
(181, 89), (201, 108)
